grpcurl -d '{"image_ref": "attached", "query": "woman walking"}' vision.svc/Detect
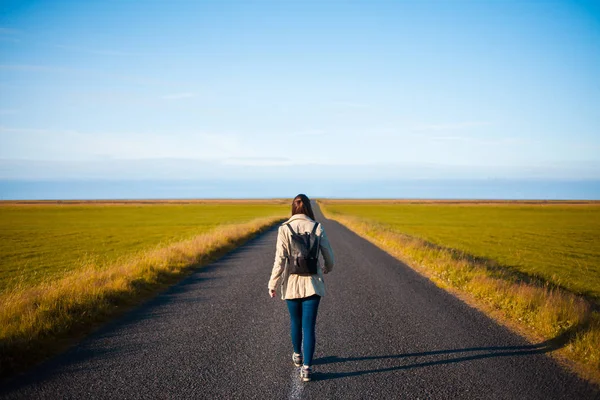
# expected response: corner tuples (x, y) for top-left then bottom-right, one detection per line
(268, 194), (335, 382)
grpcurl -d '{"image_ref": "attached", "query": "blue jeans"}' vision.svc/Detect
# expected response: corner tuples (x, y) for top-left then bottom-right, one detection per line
(286, 294), (321, 366)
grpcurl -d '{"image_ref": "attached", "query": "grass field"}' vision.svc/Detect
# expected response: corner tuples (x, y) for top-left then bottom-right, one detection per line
(0, 200), (288, 379)
(0, 201), (288, 292)
(320, 201), (600, 300)
(319, 200), (600, 381)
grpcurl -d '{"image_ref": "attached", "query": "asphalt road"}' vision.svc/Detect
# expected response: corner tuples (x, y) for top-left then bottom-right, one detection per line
(1, 204), (598, 399)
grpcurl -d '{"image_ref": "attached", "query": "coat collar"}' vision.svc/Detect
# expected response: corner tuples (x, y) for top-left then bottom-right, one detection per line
(286, 214), (314, 223)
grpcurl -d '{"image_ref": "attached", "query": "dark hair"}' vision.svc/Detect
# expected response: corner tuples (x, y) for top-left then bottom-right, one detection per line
(291, 194), (316, 221)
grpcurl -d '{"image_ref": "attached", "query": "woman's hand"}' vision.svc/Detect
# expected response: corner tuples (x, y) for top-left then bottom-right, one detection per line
(269, 289), (277, 298)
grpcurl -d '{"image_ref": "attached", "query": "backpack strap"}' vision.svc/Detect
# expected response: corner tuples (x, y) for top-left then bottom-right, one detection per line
(309, 223), (320, 256)
(310, 222), (319, 235)
(285, 223), (297, 236)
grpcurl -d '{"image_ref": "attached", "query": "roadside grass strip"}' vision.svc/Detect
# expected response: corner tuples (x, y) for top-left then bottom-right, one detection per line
(0, 216), (284, 380)
(319, 203), (600, 384)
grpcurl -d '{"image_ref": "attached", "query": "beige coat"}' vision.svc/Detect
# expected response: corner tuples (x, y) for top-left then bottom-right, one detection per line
(268, 214), (335, 300)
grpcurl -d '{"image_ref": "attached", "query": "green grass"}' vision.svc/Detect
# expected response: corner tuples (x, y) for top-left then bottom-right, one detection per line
(0, 202), (288, 292)
(319, 200), (600, 381)
(0, 200), (288, 379)
(321, 202), (600, 300)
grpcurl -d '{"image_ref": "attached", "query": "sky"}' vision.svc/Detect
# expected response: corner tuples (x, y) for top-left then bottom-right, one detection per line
(0, 1), (599, 196)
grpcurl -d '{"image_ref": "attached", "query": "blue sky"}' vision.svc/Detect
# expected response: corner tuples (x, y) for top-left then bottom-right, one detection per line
(1, 0), (599, 184)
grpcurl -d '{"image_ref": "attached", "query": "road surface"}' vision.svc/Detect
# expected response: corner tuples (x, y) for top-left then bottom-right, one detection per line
(1, 204), (598, 399)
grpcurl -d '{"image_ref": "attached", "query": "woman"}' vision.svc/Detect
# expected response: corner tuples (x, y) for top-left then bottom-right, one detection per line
(268, 194), (335, 382)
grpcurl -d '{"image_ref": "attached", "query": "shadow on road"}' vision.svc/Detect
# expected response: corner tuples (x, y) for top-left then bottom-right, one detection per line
(313, 328), (574, 381)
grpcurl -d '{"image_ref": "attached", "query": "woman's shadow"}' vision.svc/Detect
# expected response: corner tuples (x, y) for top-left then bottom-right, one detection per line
(312, 327), (573, 381)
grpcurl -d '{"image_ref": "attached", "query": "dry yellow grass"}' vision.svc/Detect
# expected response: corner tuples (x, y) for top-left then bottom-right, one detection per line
(319, 207), (600, 383)
(0, 216), (283, 379)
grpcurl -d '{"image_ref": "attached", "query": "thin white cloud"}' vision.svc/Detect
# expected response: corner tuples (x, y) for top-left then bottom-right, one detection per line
(428, 135), (531, 146)
(222, 157), (294, 166)
(0, 127), (250, 161)
(0, 36), (20, 43)
(0, 27), (20, 35)
(0, 64), (71, 72)
(55, 44), (147, 57)
(0, 64), (176, 87)
(413, 121), (491, 131)
(328, 101), (371, 109)
(290, 129), (326, 137)
(0, 27), (20, 42)
(0, 126), (51, 134)
(162, 92), (196, 100)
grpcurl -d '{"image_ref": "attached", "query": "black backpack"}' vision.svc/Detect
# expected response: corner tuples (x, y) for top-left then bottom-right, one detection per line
(285, 222), (320, 276)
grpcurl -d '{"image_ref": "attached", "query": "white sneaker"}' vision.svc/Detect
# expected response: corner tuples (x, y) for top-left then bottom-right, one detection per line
(292, 352), (302, 367)
(300, 365), (312, 382)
